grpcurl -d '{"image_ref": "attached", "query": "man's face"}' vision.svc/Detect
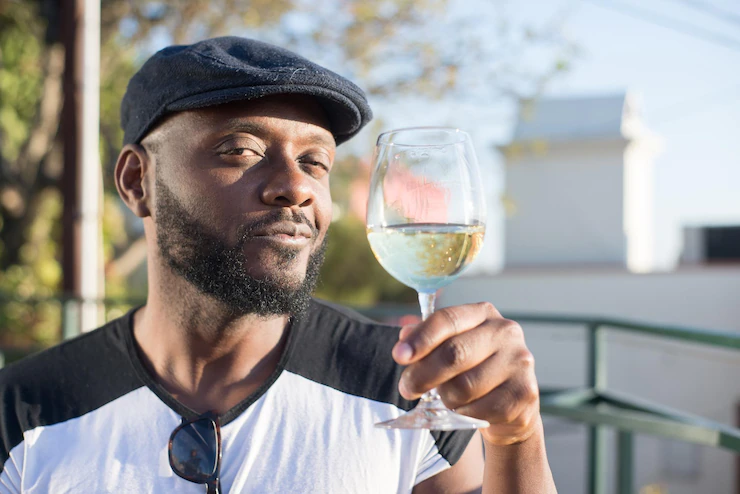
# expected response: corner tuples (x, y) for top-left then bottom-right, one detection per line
(146, 95), (335, 316)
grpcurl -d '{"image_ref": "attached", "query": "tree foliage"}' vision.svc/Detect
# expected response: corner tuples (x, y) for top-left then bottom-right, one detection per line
(0, 0), (575, 346)
(0, 1), (63, 345)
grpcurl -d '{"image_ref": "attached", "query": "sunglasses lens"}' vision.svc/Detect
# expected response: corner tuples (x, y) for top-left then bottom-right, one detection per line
(169, 418), (219, 481)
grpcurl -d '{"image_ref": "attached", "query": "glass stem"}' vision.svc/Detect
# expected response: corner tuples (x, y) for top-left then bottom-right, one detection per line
(418, 291), (436, 321)
(418, 291), (441, 404)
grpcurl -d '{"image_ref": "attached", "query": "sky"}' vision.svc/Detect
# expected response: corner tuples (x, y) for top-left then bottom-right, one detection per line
(362, 0), (740, 271)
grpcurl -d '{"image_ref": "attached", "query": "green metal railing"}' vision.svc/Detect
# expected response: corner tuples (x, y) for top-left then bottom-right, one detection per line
(2, 295), (740, 493)
(504, 312), (740, 494)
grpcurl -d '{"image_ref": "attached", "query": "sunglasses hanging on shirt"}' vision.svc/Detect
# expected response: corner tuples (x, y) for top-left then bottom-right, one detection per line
(168, 411), (222, 494)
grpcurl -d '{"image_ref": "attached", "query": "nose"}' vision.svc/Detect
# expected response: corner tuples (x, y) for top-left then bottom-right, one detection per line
(260, 156), (315, 208)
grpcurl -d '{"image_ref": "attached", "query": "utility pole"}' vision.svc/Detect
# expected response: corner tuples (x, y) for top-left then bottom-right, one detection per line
(61, 0), (81, 302)
(60, 0), (103, 335)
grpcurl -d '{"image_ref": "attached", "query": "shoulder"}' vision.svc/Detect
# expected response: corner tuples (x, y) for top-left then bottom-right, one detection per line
(285, 298), (414, 409)
(302, 298), (398, 335)
(0, 311), (144, 461)
(301, 298), (401, 351)
(0, 315), (125, 386)
(0, 312), (136, 395)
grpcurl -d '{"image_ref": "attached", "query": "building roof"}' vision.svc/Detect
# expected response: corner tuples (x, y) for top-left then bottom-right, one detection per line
(511, 93), (630, 143)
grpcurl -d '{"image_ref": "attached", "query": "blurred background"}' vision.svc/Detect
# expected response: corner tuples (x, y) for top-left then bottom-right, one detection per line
(0, 0), (738, 492)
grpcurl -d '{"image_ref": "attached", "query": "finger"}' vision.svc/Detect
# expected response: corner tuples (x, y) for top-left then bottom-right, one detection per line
(399, 326), (501, 399)
(434, 350), (513, 409)
(398, 323), (417, 341)
(465, 379), (542, 446)
(453, 373), (539, 431)
(392, 302), (500, 365)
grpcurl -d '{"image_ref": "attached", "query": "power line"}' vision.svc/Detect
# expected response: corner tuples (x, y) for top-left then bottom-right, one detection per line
(582, 0), (740, 53)
(671, 0), (740, 28)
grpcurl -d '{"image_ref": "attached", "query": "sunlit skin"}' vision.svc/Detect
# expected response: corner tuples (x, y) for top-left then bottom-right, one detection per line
(150, 98), (333, 287)
(114, 95), (334, 416)
(114, 94), (555, 493)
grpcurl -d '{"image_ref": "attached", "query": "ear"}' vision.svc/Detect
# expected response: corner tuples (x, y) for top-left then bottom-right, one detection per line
(114, 144), (152, 218)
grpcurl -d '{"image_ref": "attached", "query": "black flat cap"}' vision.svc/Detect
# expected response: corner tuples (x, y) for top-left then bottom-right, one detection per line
(121, 36), (373, 146)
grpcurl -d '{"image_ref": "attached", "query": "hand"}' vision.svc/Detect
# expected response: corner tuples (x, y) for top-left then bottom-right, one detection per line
(392, 302), (542, 446)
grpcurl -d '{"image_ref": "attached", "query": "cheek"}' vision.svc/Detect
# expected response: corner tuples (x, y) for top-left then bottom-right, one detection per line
(314, 185), (333, 231)
(177, 170), (258, 231)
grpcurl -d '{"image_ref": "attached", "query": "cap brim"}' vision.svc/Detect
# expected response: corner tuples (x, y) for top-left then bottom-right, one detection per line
(164, 85), (365, 145)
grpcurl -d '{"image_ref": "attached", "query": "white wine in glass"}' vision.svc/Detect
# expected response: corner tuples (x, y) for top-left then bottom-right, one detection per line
(366, 127), (489, 430)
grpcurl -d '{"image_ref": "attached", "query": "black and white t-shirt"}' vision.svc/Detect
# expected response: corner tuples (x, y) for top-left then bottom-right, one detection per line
(0, 299), (474, 493)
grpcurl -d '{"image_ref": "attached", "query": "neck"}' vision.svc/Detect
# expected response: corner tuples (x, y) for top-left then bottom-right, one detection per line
(133, 266), (293, 414)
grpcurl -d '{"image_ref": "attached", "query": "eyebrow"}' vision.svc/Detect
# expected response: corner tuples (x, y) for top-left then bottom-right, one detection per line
(218, 120), (336, 149)
(218, 121), (266, 136)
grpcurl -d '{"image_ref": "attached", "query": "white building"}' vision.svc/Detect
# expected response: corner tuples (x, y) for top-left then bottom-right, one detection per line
(502, 93), (660, 273)
(441, 93), (740, 494)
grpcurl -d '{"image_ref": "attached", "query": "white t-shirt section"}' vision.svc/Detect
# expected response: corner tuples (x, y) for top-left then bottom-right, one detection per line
(223, 371), (448, 493)
(1, 372), (451, 493)
(8, 387), (182, 494)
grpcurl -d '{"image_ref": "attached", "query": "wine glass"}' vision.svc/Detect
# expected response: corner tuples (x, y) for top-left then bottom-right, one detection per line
(366, 127), (489, 430)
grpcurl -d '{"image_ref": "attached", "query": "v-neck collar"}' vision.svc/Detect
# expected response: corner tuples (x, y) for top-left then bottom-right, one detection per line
(121, 306), (300, 426)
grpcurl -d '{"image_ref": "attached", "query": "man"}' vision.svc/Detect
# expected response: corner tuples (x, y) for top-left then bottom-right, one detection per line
(0, 37), (556, 493)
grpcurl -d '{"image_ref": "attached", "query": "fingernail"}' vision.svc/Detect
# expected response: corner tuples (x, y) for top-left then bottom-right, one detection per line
(393, 342), (413, 362)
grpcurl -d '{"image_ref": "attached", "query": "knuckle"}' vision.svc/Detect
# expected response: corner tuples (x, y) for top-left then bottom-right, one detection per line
(408, 328), (435, 354)
(516, 348), (535, 369)
(438, 307), (463, 335)
(502, 319), (523, 338)
(477, 301), (496, 315)
(440, 339), (469, 368)
(447, 372), (478, 405)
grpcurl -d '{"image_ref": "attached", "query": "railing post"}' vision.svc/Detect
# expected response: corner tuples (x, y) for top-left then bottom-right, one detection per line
(588, 322), (607, 390)
(588, 323), (608, 494)
(617, 430), (634, 494)
(735, 402), (739, 494)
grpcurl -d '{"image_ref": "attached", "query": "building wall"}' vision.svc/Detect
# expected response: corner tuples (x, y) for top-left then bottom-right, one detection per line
(504, 139), (628, 267)
(623, 134), (659, 273)
(441, 267), (740, 494)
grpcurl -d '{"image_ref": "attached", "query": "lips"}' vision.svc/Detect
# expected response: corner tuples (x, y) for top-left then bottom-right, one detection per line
(250, 221), (314, 240)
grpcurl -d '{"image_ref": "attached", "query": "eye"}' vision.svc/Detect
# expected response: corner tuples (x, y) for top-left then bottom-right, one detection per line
(215, 136), (265, 159)
(299, 153), (332, 173)
(307, 160), (328, 170)
(222, 148), (257, 156)
(219, 146), (262, 157)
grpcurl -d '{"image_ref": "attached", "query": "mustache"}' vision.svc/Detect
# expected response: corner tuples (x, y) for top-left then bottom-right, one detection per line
(237, 210), (319, 240)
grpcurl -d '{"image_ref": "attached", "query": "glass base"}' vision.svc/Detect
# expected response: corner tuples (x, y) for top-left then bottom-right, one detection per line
(375, 396), (490, 431)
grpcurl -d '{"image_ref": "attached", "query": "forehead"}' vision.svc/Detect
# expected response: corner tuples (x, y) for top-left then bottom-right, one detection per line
(149, 94), (335, 148)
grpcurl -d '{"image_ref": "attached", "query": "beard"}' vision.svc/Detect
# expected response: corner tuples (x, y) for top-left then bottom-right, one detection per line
(154, 173), (326, 318)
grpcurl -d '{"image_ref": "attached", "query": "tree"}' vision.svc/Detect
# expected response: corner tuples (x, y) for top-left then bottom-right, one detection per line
(0, 0), (576, 346)
(0, 1), (64, 346)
